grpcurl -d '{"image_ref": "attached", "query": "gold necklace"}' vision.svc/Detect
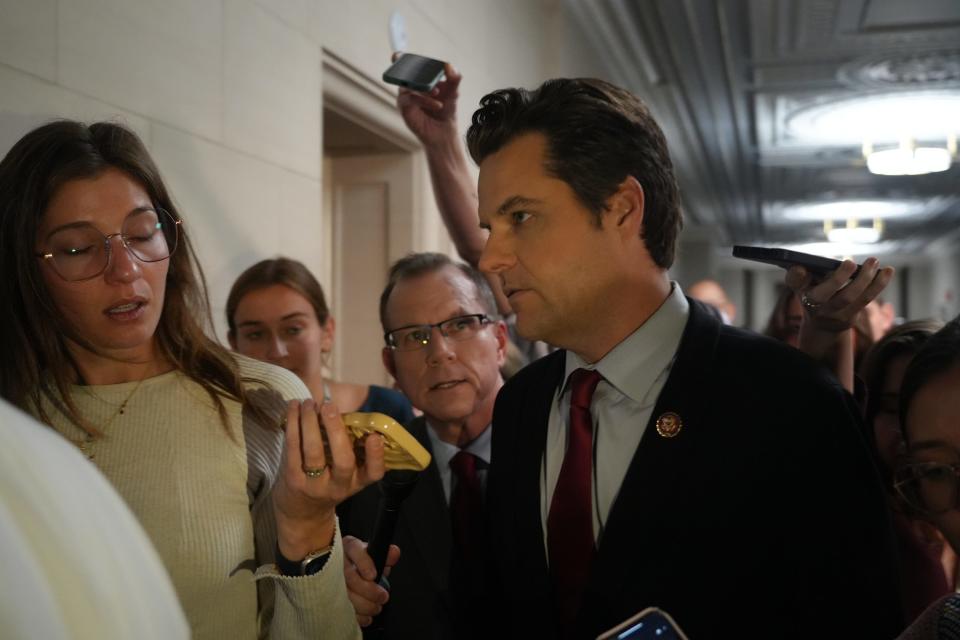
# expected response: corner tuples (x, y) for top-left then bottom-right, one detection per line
(76, 377), (146, 460)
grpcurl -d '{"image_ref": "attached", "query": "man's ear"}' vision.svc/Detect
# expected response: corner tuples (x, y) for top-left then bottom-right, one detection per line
(228, 331), (237, 350)
(604, 175), (645, 238)
(382, 347), (398, 380)
(494, 320), (508, 367)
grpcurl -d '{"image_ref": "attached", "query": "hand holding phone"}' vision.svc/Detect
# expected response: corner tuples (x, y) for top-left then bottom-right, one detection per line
(732, 245), (891, 322)
(383, 53), (447, 93)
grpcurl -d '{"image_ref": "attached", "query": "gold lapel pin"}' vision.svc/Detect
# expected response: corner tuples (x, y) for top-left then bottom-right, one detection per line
(655, 411), (682, 438)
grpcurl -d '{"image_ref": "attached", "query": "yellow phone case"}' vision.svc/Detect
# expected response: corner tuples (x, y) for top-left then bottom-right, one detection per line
(342, 412), (432, 472)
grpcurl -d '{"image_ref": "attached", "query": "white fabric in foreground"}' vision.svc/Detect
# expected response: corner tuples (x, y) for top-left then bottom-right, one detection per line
(0, 398), (189, 640)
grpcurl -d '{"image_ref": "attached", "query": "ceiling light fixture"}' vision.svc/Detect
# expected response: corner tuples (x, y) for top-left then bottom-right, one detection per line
(778, 199), (926, 222)
(824, 217), (883, 244)
(865, 137), (953, 176)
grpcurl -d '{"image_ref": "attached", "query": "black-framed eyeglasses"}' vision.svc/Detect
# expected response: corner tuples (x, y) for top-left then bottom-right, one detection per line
(385, 314), (493, 352)
(35, 207), (181, 282)
(894, 460), (960, 516)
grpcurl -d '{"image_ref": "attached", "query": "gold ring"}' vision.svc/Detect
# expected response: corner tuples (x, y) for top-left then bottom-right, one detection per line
(303, 465), (327, 478)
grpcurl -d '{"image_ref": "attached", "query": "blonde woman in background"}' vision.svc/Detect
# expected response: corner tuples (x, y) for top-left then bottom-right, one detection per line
(227, 257), (415, 424)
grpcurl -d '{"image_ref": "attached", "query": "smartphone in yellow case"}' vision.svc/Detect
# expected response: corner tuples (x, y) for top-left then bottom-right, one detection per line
(342, 412), (431, 472)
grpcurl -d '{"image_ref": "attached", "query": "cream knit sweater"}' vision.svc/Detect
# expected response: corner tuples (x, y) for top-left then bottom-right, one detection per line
(36, 355), (359, 640)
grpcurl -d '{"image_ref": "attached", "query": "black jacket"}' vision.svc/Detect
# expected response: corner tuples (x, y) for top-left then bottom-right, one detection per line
(484, 299), (904, 638)
(338, 417), (462, 640)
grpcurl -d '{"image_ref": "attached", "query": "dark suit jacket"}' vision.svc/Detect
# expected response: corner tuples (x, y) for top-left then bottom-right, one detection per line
(485, 299), (904, 639)
(337, 417), (459, 640)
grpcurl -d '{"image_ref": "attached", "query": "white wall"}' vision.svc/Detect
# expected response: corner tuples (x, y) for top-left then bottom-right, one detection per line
(919, 248), (960, 323)
(0, 0), (606, 343)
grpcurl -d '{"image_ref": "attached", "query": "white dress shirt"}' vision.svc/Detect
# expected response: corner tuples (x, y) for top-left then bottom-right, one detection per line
(426, 422), (493, 504)
(541, 284), (689, 550)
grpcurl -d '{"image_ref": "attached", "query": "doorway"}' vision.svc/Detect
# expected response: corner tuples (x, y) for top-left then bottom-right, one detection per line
(321, 56), (420, 388)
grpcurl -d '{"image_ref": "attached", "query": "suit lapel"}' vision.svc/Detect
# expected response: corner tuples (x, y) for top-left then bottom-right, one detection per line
(514, 351), (567, 586)
(399, 417), (452, 591)
(587, 300), (720, 604)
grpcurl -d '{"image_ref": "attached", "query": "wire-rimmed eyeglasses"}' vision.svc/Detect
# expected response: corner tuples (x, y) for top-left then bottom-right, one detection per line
(894, 460), (960, 516)
(35, 207), (181, 282)
(385, 314), (493, 352)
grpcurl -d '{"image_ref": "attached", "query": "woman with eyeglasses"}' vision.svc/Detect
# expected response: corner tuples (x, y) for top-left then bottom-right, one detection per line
(894, 317), (960, 637)
(226, 258), (415, 424)
(0, 120), (384, 639)
(859, 321), (955, 623)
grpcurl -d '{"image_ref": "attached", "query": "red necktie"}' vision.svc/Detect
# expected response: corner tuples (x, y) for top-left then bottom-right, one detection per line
(548, 367), (603, 624)
(450, 450), (483, 551)
(450, 450), (484, 601)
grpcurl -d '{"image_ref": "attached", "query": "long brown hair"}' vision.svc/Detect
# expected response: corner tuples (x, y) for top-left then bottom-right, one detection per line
(0, 120), (261, 435)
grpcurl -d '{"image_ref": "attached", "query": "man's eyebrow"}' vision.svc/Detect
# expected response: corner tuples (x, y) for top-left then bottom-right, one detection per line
(480, 195), (543, 230)
(281, 312), (309, 321)
(496, 195), (542, 216)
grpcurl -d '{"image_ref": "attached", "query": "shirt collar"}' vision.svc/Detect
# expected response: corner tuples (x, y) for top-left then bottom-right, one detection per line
(561, 283), (689, 403)
(425, 421), (493, 467)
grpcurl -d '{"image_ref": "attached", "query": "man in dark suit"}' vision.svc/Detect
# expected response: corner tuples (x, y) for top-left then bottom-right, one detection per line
(339, 252), (507, 639)
(467, 78), (904, 638)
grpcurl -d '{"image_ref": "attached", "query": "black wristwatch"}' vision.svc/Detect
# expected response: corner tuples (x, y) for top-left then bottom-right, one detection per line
(275, 542), (333, 576)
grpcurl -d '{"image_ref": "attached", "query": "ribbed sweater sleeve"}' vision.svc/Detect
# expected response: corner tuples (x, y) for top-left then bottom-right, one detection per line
(238, 356), (361, 639)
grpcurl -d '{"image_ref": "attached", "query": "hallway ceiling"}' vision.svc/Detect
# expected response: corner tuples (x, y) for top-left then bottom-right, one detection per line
(567, 0), (960, 258)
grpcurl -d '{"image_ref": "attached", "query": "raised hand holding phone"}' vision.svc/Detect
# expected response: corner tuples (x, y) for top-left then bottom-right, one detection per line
(733, 245), (894, 391)
(786, 256), (893, 332)
(389, 52), (461, 149)
(383, 52), (447, 93)
(787, 256), (893, 392)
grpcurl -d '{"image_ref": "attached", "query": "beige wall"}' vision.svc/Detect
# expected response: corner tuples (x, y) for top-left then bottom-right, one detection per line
(0, 0), (604, 371)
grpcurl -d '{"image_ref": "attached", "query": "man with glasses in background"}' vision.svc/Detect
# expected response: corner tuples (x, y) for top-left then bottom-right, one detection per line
(338, 252), (506, 639)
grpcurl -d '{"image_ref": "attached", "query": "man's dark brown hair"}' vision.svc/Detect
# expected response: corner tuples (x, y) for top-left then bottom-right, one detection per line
(466, 78), (683, 268)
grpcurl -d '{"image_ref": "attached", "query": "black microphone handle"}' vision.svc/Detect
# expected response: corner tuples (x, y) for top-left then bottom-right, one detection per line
(367, 501), (401, 586)
(366, 470), (421, 587)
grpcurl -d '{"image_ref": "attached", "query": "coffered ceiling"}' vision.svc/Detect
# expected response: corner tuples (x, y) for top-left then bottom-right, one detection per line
(566, 0), (960, 258)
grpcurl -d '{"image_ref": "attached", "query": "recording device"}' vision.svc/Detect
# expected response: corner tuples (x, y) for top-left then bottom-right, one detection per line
(382, 53), (446, 92)
(341, 412), (431, 471)
(732, 245), (862, 279)
(366, 470), (421, 587)
(596, 607), (689, 640)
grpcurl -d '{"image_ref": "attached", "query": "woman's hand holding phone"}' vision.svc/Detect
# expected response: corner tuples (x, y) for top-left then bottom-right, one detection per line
(273, 399), (386, 561)
(787, 256), (894, 393)
(786, 256), (893, 332)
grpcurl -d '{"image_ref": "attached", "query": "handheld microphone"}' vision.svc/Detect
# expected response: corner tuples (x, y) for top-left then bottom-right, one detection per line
(366, 469), (421, 588)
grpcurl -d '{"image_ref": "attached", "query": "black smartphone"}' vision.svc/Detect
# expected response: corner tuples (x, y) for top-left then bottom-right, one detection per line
(732, 245), (861, 279)
(382, 53), (446, 92)
(596, 607), (688, 640)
